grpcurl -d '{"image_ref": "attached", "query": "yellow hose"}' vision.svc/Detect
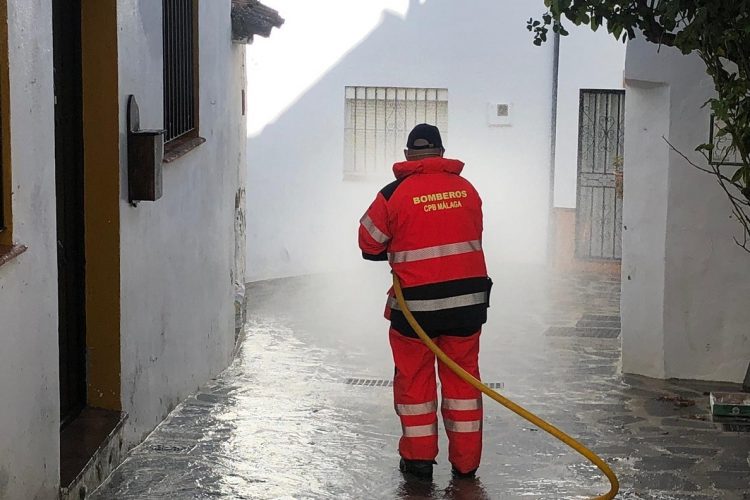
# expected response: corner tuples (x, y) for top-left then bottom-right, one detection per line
(392, 275), (619, 500)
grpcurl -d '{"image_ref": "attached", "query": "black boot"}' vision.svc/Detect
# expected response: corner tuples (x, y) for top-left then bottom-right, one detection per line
(399, 458), (434, 479)
(451, 465), (477, 479)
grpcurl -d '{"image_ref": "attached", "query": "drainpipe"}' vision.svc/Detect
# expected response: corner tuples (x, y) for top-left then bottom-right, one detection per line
(547, 31), (561, 262)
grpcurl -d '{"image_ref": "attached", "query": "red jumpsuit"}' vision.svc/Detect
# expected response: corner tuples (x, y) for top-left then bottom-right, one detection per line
(358, 156), (491, 474)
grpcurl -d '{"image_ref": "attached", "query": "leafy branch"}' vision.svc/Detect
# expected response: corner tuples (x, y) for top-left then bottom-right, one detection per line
(667, 138), (750, 252)
(529, 1), (750, 251)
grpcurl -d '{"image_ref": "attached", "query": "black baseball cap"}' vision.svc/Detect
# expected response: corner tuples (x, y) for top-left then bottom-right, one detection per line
(406, 123), (444, 150)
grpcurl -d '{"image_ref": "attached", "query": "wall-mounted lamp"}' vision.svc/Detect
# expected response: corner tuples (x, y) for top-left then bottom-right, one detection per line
(127, 95), (165, 206)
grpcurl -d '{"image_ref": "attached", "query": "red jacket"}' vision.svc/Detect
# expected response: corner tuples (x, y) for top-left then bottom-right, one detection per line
(359, 156), (491, 337)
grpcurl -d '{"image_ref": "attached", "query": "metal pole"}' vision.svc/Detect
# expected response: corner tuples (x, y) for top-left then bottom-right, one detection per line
(547, 31), (561, 262)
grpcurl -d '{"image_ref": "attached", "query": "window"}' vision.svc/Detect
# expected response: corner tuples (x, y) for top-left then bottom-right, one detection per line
(163, 0), (199, 149)
(344, 86), (448, 178)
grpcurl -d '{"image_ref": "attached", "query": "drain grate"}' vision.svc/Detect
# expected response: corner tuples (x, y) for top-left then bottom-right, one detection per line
(345, 378), (504, 390)
(576, 319), (621, 329)
(345, 378), (393, 387)
(545, 326), (621, 339)
(579, 314), (621, 323)
(720, 422), (750, 433)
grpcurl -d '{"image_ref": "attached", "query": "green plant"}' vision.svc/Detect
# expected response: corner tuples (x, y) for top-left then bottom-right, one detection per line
(612, 155), (624, 173)
(529, 1), (750, 250)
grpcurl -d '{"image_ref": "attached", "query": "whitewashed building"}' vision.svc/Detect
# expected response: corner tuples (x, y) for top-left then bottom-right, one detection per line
(0, 1), (281, 498)
(621, 38), (750, 384)
(245, 0), (626, 281)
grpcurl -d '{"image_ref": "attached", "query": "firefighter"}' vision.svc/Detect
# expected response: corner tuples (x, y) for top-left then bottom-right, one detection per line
(358, 123), (491, 480)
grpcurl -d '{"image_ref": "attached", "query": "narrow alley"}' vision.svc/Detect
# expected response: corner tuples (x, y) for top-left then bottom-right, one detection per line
(92, 268), (750, 499)
(3, 2), (750, 499)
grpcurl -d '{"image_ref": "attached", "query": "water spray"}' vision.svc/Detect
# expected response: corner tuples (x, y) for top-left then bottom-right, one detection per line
(393, 274), (620, 500)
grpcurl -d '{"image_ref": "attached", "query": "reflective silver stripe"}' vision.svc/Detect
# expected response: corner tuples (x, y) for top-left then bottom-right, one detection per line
(442, 398), (482, 411)
(360, 214), (389, 244)
(402, 422), (438, 438)
(389, 240), (482, 264)
(444, 419), (482, 433)
(396, 400), (438, 416)
(388, 292), (488, 312)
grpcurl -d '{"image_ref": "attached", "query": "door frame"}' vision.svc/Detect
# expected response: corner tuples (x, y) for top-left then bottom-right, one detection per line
(0, 0), (11, 248)
(53, 0), (122, 429)
(79, 0), (122, 412)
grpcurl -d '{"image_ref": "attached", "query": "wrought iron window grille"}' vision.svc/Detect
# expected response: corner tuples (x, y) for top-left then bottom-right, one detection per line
(163, 0), (198, 145)
(344, 86), (448, 178)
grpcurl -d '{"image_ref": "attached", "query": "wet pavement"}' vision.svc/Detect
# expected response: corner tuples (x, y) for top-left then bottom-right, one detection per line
(92, 266), (750, 499)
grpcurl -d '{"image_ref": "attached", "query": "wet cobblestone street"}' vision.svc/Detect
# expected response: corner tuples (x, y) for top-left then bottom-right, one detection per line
(92, 266), (750, 499)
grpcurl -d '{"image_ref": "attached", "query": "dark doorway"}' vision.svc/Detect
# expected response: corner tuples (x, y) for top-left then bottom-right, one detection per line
(53, 0), (86, 428)
(575, 89), (625, 260)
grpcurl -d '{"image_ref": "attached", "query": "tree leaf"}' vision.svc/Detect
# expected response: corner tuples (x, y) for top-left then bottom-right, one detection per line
(526, 0), (750, 252)
(731, 167), (745, 183)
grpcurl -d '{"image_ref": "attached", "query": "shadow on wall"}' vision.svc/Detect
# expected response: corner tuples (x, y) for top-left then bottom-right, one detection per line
(246, 0), (555, 281)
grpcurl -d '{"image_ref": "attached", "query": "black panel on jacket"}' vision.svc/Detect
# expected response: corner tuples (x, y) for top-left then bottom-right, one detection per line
(362, 251), (388, 261)
(390, 276), (492, 338)
(390, 308), (485, 339)
(400, 277), (492, 302)
(379, 177), (407, 201)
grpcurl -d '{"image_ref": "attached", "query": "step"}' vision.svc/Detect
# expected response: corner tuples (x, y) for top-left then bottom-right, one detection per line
(60, 408), (128, 500)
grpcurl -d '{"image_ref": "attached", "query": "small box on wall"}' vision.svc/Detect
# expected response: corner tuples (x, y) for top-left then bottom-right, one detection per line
(127, 95), (165, 205)
(487, 102), (512, 127)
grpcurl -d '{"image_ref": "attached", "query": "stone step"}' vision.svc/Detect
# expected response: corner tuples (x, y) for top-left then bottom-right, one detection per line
(60, 409), (128, 500)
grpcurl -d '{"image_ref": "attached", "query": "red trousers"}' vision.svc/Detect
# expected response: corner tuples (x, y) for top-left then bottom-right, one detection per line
(389, 328), (483, 474)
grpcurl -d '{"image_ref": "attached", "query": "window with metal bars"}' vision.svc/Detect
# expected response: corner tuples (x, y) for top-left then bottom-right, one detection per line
(163, 0), (198, 145)
(344, 87), (448, 178)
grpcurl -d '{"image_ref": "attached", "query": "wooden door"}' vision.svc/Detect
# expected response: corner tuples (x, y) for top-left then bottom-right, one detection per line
(53, 0), (86, 427)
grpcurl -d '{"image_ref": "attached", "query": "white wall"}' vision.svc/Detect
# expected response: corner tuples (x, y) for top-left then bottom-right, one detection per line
(0, 1), (60, 498)
(620, 81), (670, 378)
(118, 0), (246, 445)
(622, 38), (750, 383)
(245, 0), (627, 281)
(554, 26), (625, 208)
(245, 0), (556, 280)
(0, 1), (247, 495)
